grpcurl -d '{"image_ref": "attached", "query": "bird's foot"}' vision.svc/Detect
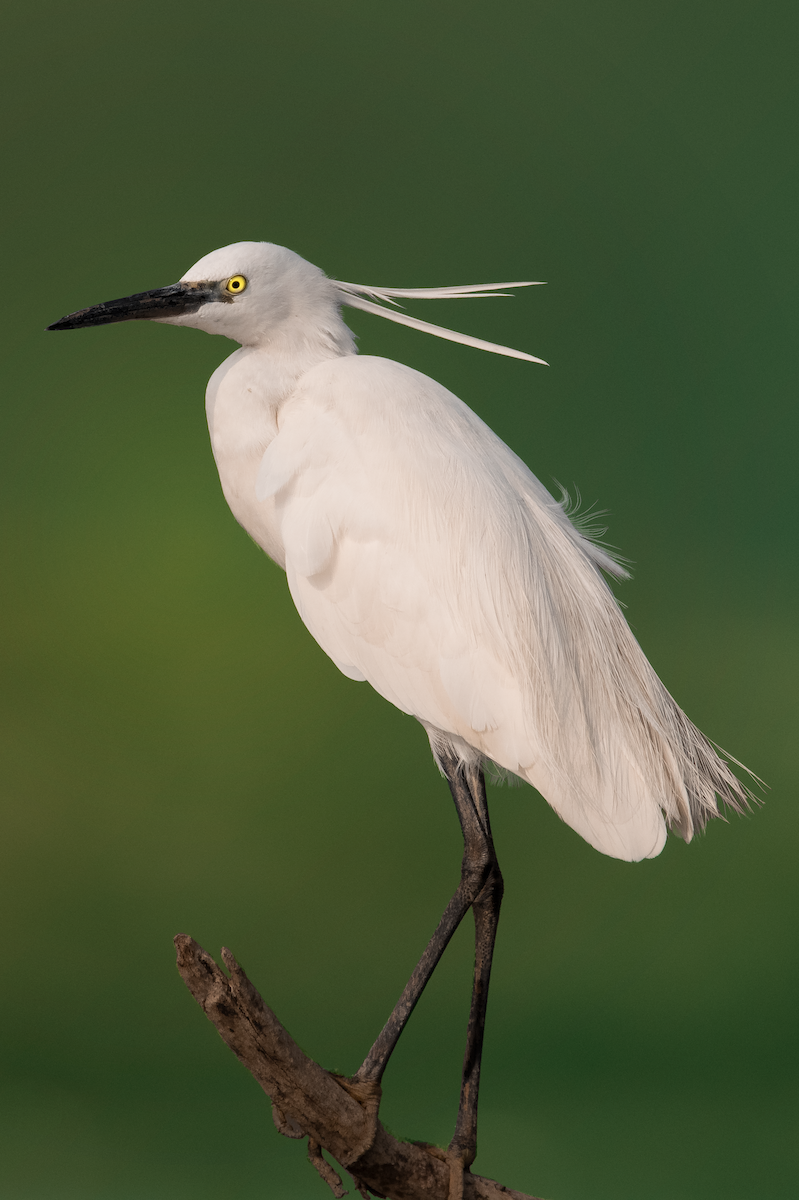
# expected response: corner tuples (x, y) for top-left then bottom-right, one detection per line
(333, 1075), (383, 1165)
(288, 1077), (381, 1197)
(307, 1138), (347, 1198)
(427, 1144), (471, 1200)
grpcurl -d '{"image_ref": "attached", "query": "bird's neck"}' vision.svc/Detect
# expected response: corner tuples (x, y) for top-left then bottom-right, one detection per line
(246, 302), (357, 362)
(204, 322), (355, 568)
(216, 303), (357, 414)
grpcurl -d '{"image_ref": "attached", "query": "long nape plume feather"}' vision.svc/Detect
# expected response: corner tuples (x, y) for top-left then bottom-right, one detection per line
(334, 279), (548, 365)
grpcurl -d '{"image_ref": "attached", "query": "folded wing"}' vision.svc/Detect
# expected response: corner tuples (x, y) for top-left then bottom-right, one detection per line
(258, 355), (749, 861)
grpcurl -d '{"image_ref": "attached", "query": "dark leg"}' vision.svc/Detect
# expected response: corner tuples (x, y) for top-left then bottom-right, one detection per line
(355, 751), (503, 1171)
(448, 762), (503, 1167)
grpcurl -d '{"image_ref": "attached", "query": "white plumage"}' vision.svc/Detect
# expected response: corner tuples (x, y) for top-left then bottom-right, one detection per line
(169, 240), (748, 863)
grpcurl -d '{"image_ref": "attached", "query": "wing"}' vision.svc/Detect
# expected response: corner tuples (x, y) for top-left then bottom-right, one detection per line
(258, 355), (747, 861)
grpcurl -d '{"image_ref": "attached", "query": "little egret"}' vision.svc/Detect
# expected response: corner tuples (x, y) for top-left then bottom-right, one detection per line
(48, 242), (750, 1179)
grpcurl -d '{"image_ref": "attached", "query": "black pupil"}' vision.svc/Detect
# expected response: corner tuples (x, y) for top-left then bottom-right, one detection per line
(232, 280), (240, 289)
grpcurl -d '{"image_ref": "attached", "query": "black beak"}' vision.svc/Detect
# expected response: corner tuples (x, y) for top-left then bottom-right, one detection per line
(46, 281), (221, 331)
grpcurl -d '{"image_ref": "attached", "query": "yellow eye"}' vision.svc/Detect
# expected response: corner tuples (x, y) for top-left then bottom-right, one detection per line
(225, 275), (247, 295)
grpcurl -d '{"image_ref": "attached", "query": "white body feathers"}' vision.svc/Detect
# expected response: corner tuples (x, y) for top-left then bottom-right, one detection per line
(184, 241), (747, 863)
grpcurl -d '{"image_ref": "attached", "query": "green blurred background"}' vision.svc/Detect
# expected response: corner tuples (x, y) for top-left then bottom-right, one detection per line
(1, 2), (796, 1197)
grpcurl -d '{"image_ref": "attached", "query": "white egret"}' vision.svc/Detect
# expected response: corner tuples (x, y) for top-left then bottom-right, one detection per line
(48, 242), (750, 1182)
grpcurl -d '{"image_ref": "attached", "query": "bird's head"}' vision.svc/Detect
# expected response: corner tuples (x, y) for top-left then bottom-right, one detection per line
(47, 241), (345, 350)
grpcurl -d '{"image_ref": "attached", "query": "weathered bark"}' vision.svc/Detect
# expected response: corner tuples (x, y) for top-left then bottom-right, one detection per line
(174, 935), (541, 1200)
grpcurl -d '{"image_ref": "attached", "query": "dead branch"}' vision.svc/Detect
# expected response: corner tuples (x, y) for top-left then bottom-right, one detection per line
(174, 935), (541, 1200)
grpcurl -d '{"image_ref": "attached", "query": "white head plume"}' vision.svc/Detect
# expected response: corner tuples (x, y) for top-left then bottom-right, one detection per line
(333, 278), (548, 365)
